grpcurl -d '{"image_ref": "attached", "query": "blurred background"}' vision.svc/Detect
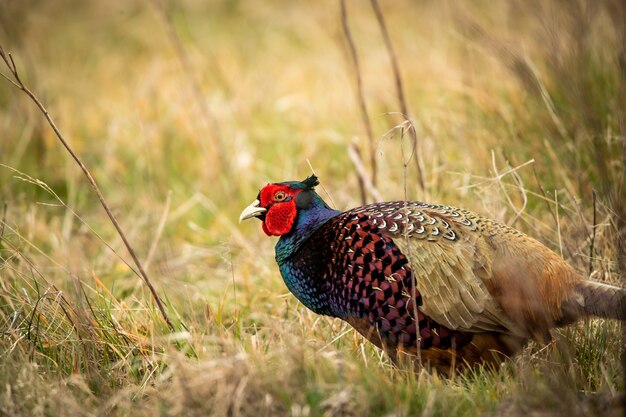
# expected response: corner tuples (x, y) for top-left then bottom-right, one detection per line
(0, 1), (625, 416)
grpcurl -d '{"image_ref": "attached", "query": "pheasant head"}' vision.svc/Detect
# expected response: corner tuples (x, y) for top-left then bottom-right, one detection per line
(239, 175), (330, 236)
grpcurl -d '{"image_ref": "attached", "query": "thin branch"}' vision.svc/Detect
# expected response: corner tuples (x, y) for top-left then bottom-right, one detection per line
(348, 141), (382, 202)
(370, 0), (406, 117)
(348, 142), (367, 205)
(588, 189), (597, 276)
(2, 163), (139, 275)
(0, 70), (21, 88)
(340, 0), (377, 189)
(0, 44), (174, 331)
(370, 0), (425, 192)
(0, 202), (6, 240)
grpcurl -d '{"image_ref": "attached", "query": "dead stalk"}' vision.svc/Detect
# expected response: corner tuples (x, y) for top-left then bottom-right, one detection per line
(348, 142), (367, 205)
(0, 202), (7, 240)
(348, 142), (382, 202)
(0, 45), (174, 332)
(588, 189), (597, 276)
(370, 0), (425, 192)
(340, 0), (377, 189)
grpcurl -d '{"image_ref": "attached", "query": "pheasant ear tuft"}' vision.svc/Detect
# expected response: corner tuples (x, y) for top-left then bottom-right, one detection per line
(300, 175), (319, 190)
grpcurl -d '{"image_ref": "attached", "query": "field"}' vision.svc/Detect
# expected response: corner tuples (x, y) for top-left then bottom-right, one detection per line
(1, 1), (625, 415)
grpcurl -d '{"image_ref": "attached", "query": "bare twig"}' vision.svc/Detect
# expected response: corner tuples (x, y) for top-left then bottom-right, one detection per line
(588, 189), (597, 276)
(0, 44), (174, 331)
(340, 0), (377, 189)
(370, 0), (406, 118)
(2, 163), (139, 274)
(370, 0), (425, 192)
(345, 141), (366, 205)
(150, 0), (226, 173)
(348, 141), (382, 202)
(0, 202), (6, 240)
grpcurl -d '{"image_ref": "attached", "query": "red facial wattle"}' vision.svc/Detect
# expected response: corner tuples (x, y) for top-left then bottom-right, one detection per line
(262, 201), (297, 236)
(258, 184), (301, 237)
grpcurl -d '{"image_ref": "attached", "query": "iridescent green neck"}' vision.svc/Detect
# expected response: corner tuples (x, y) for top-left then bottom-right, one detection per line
(274, 192), (340, 263)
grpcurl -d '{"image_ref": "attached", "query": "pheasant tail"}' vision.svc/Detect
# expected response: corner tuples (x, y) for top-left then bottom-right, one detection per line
(575, 281), (626, 320)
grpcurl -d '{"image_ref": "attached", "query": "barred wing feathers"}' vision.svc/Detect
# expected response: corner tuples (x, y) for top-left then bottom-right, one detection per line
(349, 202), (522, 335)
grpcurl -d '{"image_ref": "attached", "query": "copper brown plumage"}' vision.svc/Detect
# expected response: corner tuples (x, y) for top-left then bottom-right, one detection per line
(239, 175), (626, 372)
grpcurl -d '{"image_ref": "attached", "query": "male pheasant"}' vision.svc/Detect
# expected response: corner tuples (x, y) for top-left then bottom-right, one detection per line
(239, 175), (626, 372)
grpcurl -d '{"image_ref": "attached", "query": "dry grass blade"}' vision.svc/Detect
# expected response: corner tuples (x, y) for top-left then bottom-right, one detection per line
(306, 159), (337, 209)
(0, 44), (174, 332)
(144, 190), (172, 272)
(1, 2), (625, 416)
(589, 189), (597, 276)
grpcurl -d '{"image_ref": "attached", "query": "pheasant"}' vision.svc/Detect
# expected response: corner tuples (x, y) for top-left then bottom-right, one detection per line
(239, 175), (626, 372)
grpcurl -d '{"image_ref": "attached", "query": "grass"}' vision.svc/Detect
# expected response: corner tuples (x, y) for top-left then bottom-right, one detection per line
(0, 0), (625, 415)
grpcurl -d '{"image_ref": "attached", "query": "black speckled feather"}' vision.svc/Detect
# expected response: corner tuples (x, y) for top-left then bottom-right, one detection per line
(279, 207), (473, 352)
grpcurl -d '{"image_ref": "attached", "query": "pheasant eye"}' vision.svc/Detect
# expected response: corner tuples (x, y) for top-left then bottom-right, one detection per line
(274, 191), (287, 202)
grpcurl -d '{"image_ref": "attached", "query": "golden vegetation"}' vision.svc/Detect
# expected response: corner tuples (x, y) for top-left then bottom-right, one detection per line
(0, 1), (624, 415)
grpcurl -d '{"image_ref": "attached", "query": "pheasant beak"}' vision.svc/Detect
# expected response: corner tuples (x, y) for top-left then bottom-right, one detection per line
(239, 199), (267, 223)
